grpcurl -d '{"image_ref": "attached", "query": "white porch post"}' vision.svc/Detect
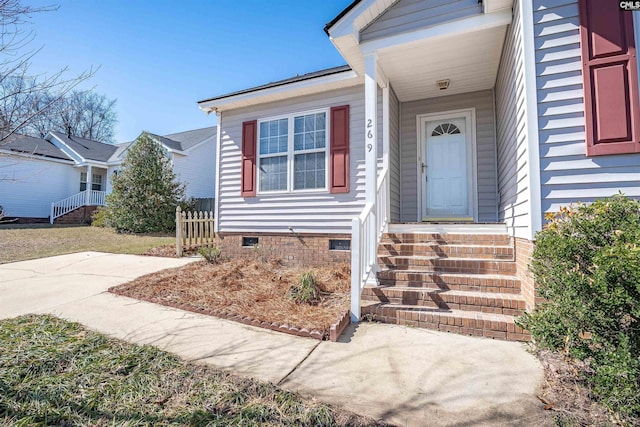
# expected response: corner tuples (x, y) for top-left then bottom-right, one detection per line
(85, 164), (92, 205)
(365, 54), (378, 208)
(365, 54), (378, 272)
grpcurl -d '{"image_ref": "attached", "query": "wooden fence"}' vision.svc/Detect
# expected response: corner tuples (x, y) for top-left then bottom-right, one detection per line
(175, 206), (215, 256)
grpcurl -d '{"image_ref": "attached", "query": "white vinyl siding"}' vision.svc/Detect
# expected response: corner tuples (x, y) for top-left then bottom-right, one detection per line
(399, 89), (498, 222)
(360, 0), (482, 42)
(533, 0), (640, 216)
(172, 137), (216, 199)
(389, 86), (401, 222)
(0, 155), (77, 218)
(217, 85), (369, 234)
(495, 0), (531, 239)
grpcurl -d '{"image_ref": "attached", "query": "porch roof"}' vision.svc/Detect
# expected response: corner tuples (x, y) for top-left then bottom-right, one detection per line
(327, 0), (513, 102)
(49, 132), (119, 163)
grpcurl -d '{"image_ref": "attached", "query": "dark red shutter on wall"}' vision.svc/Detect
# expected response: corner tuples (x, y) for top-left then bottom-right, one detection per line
(241, 120), (257, 197)
(329, 105), (350, 193)
(579, 0), (640, 155)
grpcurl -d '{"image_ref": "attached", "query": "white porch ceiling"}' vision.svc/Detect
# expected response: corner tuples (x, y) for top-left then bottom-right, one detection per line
(378, 25), (508, 102)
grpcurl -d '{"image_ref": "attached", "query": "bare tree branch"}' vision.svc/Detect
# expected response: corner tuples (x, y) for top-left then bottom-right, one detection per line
(0, 0), (111, 143)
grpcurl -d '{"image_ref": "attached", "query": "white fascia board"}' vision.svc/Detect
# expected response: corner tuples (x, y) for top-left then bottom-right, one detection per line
(484, 0), (514, 14)
(0, 148), (75, 165)
(198, 71), (360, 113)
(329, 0), (379, 39)
(46, 132), (85, 164)
(359, 9), (513, 55)
(77, 160), (110, 168)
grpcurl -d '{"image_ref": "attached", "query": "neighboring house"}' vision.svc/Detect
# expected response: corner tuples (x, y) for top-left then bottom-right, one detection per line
(197, 0), (640, 340)
(0, 126), (216, 223)
(123, 127), (218, 200)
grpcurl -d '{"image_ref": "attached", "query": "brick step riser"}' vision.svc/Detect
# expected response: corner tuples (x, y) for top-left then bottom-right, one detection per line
(378, 247), (514, 260)
(379, 256), (516, 269)
(362, 305), (530, 341)
(382, 234), (511, 246)
(379, 263), (517, 275)
(361, 290), (525, 316)
(377, 278), (522, 294)
(377, 272), (522, 291)
(378, 245), (514, 261)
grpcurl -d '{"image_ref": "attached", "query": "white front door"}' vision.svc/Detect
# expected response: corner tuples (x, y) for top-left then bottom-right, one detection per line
(421, 112), (474, 221)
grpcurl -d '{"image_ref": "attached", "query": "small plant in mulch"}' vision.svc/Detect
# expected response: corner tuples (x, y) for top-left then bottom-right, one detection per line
(199, 245), (222, 264)
(289, 271), (320, 305)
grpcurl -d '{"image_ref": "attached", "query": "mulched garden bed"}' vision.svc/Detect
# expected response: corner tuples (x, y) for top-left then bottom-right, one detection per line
(536, 350), (623, 426)
(141, 244), (180, 258)
(110, 259), (351, 339)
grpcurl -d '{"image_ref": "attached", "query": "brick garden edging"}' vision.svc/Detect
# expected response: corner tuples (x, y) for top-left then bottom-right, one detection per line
(109, 287), (350, 342)
(330, 310), (351, 342)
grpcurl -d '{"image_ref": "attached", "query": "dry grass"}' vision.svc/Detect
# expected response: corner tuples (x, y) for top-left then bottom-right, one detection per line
(0, 224), (174, 264)
(111, 259), (351, 334)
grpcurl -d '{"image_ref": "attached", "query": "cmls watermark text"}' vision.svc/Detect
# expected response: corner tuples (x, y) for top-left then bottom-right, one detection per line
(621, 1), (640, 10)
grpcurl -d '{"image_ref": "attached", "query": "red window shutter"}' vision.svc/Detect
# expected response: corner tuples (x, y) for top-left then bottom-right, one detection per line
(241, 120), (257, 196)
(579, 0), (640, 155)
(330, 105), (350, 193)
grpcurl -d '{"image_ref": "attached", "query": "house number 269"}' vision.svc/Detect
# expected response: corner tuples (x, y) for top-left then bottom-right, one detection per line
(366, 118), (373, 152)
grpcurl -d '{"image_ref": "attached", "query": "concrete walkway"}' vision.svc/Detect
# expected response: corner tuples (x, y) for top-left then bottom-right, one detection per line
(0, 252), (550, 426)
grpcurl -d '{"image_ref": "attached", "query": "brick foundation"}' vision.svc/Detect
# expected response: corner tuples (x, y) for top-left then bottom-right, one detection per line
(514, 237), (537, 311)
(213, 232), (351, 267)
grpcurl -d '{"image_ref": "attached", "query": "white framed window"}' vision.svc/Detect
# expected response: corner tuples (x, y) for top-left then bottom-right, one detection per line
(257, 109), (328, 194)
(80, 172), (103, 191)
(91, 174), (102, 191)
(80, 172), (87, 191)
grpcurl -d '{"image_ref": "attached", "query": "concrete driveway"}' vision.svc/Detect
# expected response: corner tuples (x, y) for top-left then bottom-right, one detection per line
(0, 252), (550, 426)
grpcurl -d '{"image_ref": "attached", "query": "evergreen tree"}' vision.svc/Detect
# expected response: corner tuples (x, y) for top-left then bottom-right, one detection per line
(105, 132), (186, 233)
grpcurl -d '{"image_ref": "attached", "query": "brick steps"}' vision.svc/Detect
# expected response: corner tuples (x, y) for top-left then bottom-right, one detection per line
(378, 256), (517, 274)
(54, 205), (100, 225)
(369, 230), (528, 341)
(377, 271), (522, 293)
(362, 286), (526, 316)
(362, 303), (530, 341)
(378, 242), (514, 259)
(383, 233), (511, 245)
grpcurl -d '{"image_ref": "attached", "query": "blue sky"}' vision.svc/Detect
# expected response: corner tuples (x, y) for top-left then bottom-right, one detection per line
(24, 0), (353, 143)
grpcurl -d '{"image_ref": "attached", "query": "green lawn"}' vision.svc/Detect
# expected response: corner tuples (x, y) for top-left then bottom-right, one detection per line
(0, 315), (383, 426)
(0, 225), (174, 264)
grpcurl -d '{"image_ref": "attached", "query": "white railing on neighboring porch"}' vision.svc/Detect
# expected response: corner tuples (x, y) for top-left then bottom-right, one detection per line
(50, 190), (106, 224)
(351, 168), (389, 321)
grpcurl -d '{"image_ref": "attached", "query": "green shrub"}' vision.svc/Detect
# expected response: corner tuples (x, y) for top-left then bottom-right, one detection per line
(198, 245), (222, 264)
(519, 194), (640, 418)
(103, 132), (187, 233)
(91, 207), (108, 227)
(289, 272), (319, 305)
